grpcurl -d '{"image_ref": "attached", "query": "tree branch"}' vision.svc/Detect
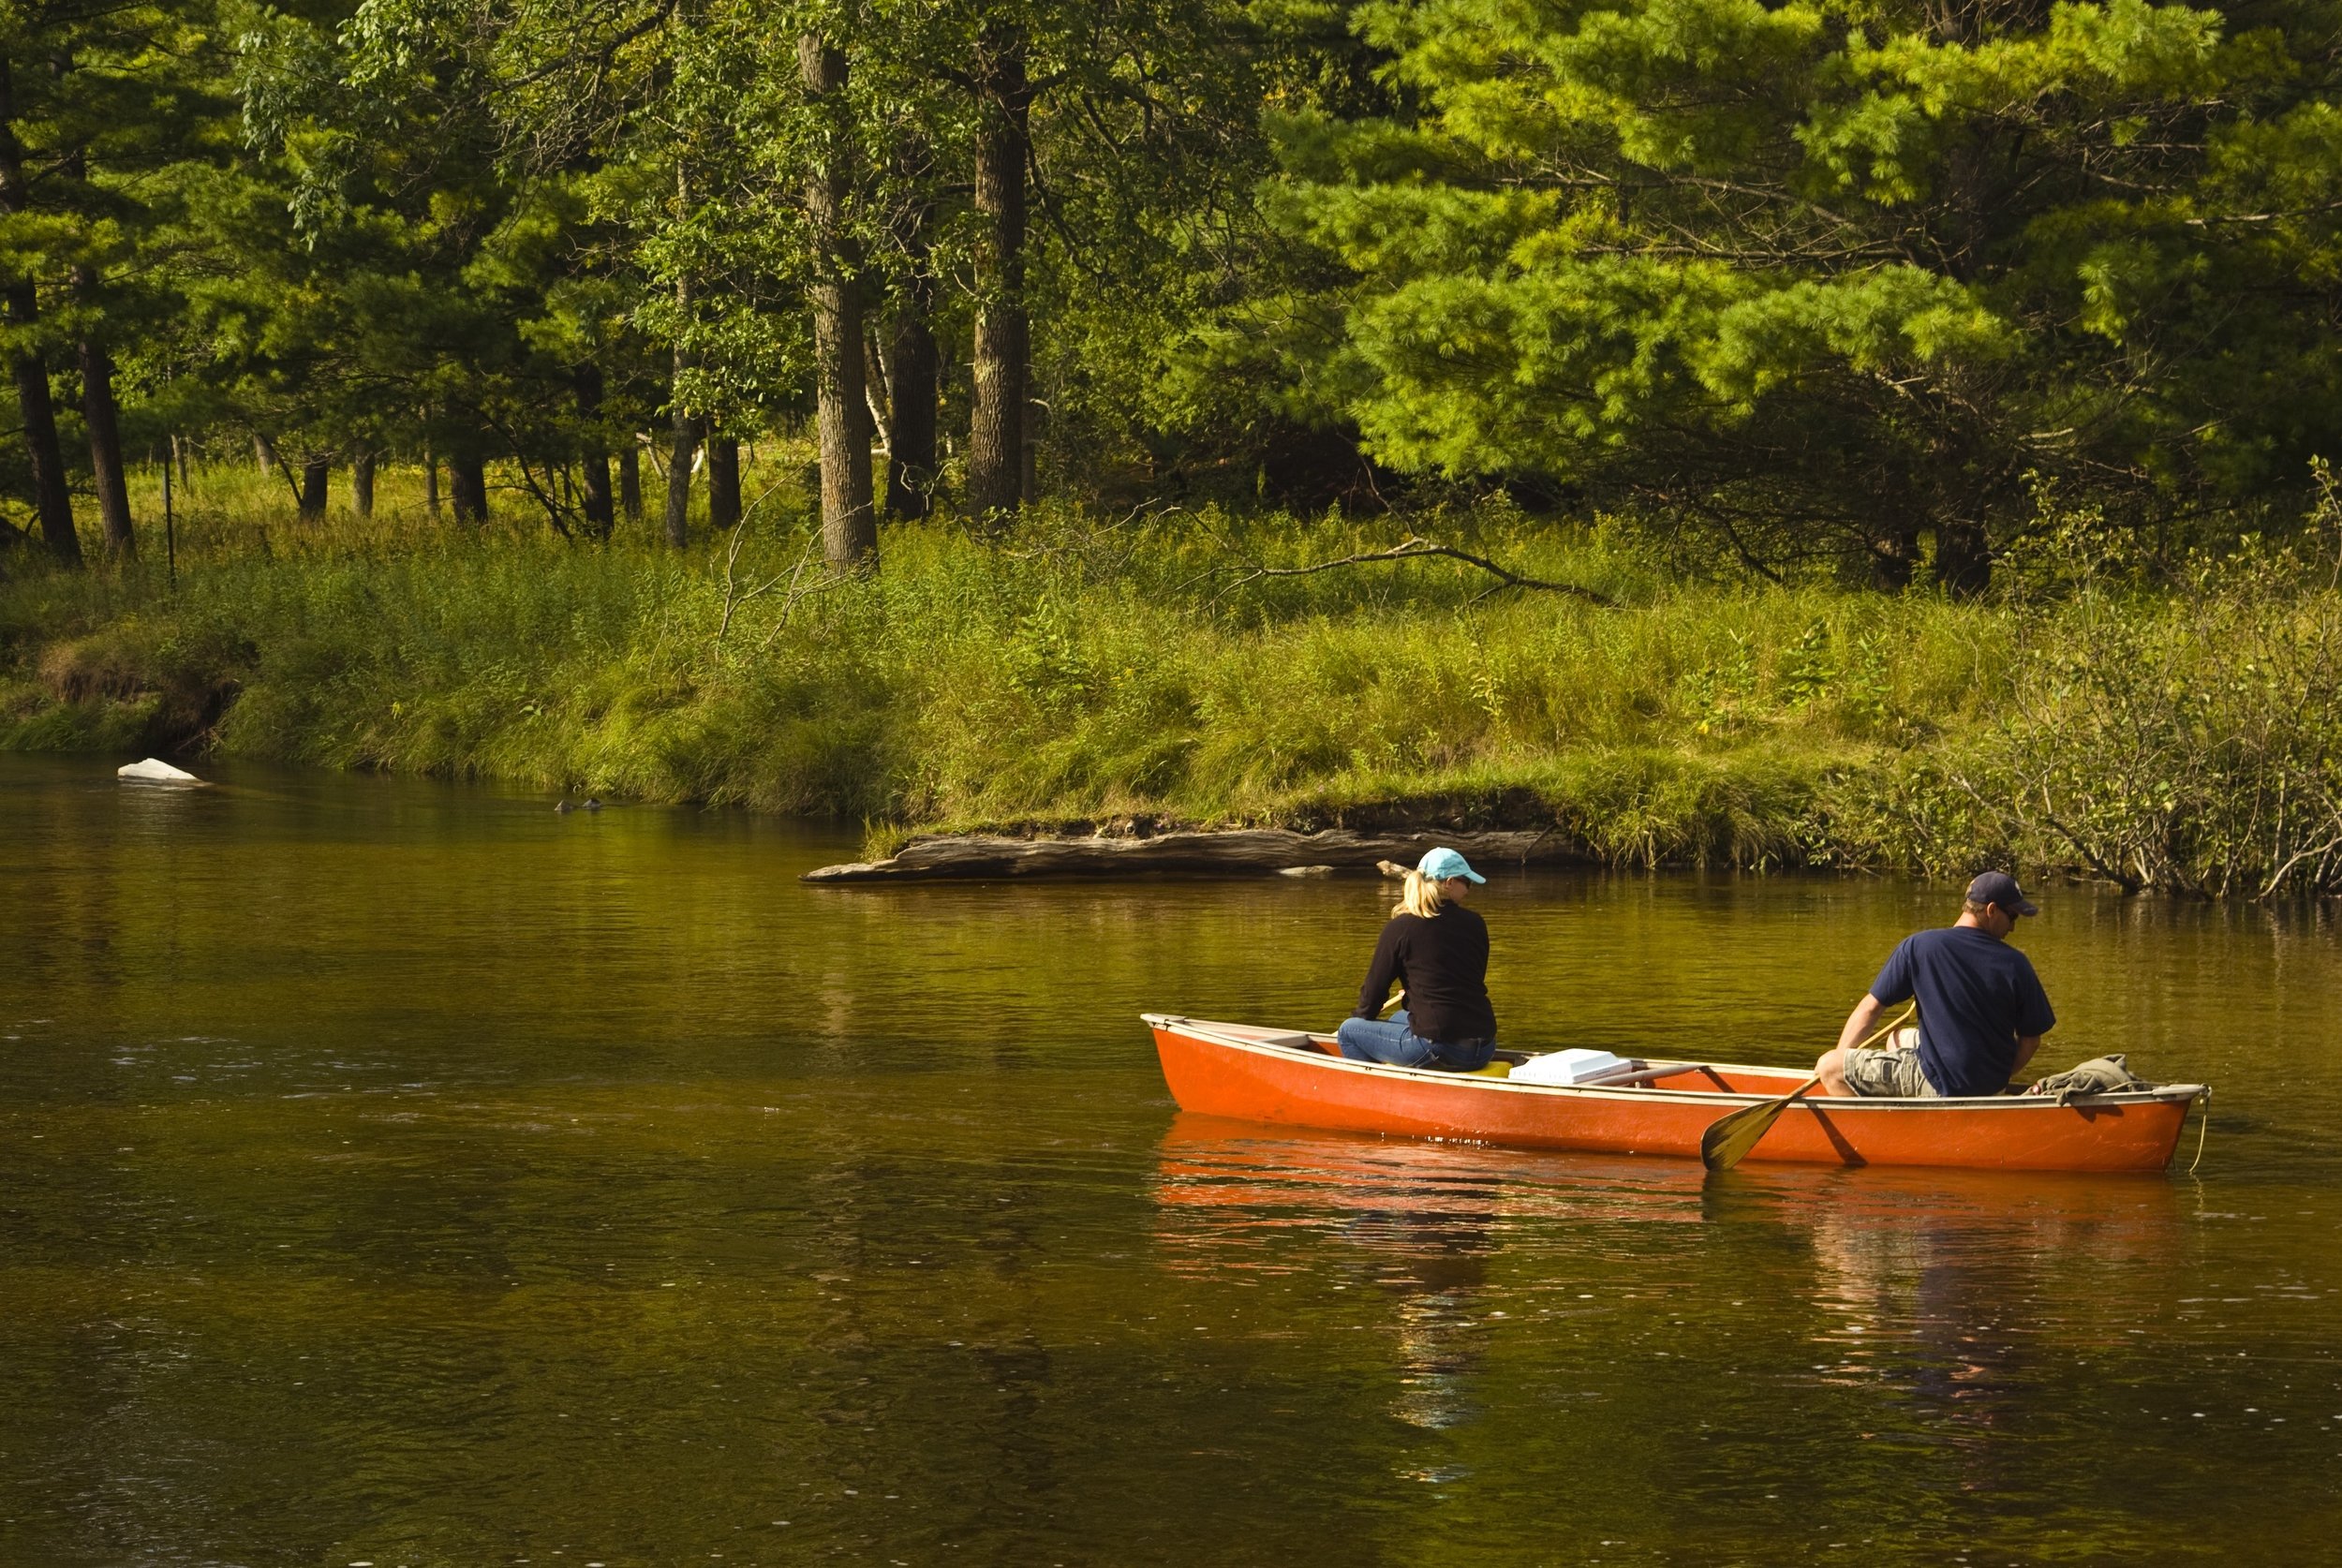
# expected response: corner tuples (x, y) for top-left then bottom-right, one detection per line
(1219, 534), (1613, 606)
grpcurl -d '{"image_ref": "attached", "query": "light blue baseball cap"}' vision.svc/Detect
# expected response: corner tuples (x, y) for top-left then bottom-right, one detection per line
(1416, 847), (1486, 884)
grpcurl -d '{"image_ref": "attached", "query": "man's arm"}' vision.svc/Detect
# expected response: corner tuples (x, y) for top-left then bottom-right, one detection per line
(2011, 1034), (2043, 1079)
(1835, 993), (1886, 1054)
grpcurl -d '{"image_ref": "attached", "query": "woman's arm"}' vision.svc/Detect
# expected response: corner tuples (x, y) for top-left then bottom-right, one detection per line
(1354, 920), (1404, 1019)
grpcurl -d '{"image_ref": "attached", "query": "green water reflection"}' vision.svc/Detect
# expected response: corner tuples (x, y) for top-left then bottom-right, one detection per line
(3, 755), (2338, 1565)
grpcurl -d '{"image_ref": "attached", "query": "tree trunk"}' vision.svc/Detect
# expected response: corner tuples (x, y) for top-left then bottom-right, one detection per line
(664, 361), (696, 549)
(666, 146), (698, 550)
(967, 25), (1030, 524)
(0, 62), (76, 566)
(618, 442), (641, 522)
(449, 453), (489, 523)
(256, 434), (275, 474)
(803, 826), (1578, 882)
(864, 331), (891, 445)
(582, 450), (615, 538)
(1023, 392), (1040, 505)
(7, 294), (77, 568)
(800, 35), (876, 566)
(298, 454), (329, 521)
(574, 362), (614, 539)
(1934, 518), (1991, 597)
(78, 336), (131, 557)
(425, 451), (441, 515)
(55, 120), (128, 558)
(707, 434), (740, 529)
(352, 452), (375, 518)
(1869, 525), (1918, 591)
(885, 170), (940, 521)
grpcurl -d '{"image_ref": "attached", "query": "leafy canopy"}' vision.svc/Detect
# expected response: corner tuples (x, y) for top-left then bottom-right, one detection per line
(1280, 0), (2342, 583)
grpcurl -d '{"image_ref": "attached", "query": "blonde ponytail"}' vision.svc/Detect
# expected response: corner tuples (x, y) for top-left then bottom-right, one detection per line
(1395, 869), (1448, 919)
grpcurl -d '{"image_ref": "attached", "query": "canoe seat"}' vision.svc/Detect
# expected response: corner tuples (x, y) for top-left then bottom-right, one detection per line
(1416, 1047), (1529, 1072)
(1253, 1031), (1325, 1054)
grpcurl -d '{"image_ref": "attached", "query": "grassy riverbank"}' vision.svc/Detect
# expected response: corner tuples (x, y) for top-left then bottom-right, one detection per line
(8, 462), (2342, 895)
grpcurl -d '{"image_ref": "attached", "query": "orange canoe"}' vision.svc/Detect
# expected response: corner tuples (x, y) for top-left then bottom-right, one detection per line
(1144, 1014), (2208, 1174)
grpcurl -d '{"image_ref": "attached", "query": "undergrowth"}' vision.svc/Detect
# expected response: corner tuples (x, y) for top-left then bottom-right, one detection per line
(8, 457), (2342, 896)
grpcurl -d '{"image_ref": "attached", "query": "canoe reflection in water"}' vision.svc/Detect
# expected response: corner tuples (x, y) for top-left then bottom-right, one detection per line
(1716, 1166), (2186, 1448)
(1153, 1116), (1495, 1437)
(1152, 1116), (2192, 1489)
(1149, 1116), (1703, 1442)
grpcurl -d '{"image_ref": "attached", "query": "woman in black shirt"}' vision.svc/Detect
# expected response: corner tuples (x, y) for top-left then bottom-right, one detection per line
(1334, 847), (1499, 1069)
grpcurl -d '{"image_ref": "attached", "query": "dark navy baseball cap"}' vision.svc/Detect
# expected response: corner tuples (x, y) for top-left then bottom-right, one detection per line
(1966, 870), (2038, 916)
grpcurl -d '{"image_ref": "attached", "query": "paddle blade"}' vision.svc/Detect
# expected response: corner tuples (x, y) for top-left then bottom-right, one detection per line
(1699, 1078), (1820, 1173)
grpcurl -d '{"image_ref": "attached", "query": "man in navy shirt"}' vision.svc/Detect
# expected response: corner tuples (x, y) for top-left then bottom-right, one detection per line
(1816, 871), (2058, 1099)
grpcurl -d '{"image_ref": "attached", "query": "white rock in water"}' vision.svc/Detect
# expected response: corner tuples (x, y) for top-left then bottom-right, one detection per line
(117, 757), (201, 784)
(1277, 865), (1337, 877)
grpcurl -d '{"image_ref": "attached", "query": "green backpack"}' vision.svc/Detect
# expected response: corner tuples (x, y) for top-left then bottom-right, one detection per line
(2025, 1053), (2156, 1104)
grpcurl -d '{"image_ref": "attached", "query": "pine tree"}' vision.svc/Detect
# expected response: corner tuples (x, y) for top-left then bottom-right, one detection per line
(1282, 0), (2342, 587)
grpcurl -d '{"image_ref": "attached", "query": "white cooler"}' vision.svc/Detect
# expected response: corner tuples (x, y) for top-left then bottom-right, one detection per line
(1509, 1048), (1634, 1087)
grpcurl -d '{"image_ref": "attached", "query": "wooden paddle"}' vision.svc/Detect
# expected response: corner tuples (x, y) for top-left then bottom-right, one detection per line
(1698, 1004), (1915, 1173)
(1698, 1075), (1822, 1172)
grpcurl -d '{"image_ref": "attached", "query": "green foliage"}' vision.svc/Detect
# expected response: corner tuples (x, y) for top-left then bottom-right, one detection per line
(22, 464), (2342, 895)
(6, 0), (2342, 580)
(1277, 0), (2342, 585)
(1958, 532), (2342, 897)
(0, 460), (1994, 847)
(14, 0), (2342, 899)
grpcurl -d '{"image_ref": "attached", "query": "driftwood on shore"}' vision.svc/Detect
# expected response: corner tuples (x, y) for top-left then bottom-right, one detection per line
(802, 827), (1570, 882)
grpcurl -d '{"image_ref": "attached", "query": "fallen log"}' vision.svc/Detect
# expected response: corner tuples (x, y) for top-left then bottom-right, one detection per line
(802, 827), (1571, 882)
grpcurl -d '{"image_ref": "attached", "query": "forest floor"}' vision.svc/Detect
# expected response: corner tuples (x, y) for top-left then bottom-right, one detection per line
(7, 459), (2342, 895)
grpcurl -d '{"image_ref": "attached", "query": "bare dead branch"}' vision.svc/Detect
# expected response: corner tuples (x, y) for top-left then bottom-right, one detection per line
(712, 476), (823, 658)
(1220, 534), (1614, 606)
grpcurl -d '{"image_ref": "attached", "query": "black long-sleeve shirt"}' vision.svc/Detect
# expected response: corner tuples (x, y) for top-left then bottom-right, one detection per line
(1352, 908), (1498, 1044)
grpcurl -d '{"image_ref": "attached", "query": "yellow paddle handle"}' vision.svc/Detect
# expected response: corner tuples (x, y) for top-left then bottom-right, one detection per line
(1851, 1001), (1916, 1053)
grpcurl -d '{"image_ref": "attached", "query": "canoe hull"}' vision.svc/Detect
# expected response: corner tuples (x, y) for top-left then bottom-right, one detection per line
(1146, 1016), (2201, 1174)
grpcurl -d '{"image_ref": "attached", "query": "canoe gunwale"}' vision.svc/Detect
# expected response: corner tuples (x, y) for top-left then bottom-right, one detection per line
(1140, 1013), (2210, 1115)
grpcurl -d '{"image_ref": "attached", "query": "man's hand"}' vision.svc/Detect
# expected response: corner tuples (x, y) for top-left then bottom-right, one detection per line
(1816, 993), (1887, 1097)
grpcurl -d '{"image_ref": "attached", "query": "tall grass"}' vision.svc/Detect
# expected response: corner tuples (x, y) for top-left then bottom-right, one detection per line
(10, 458), (2342, 895)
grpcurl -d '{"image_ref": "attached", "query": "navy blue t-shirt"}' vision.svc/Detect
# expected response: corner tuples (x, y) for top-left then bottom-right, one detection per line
(1869, 926), (2056, 1097)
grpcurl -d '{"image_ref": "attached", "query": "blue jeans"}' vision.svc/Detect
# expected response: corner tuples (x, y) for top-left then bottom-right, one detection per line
(1335, 1010), (1495, 1070)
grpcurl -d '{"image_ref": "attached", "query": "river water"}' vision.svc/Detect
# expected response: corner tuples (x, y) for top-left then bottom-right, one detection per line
(3, 755), (2338, 1566)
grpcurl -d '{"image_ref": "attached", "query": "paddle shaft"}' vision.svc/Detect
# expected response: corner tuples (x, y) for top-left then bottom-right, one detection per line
(1698, 1075), (1820, 1172)
(1698, 1003), (1916, 1172)
(1581, 1060), (1703, 1088)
